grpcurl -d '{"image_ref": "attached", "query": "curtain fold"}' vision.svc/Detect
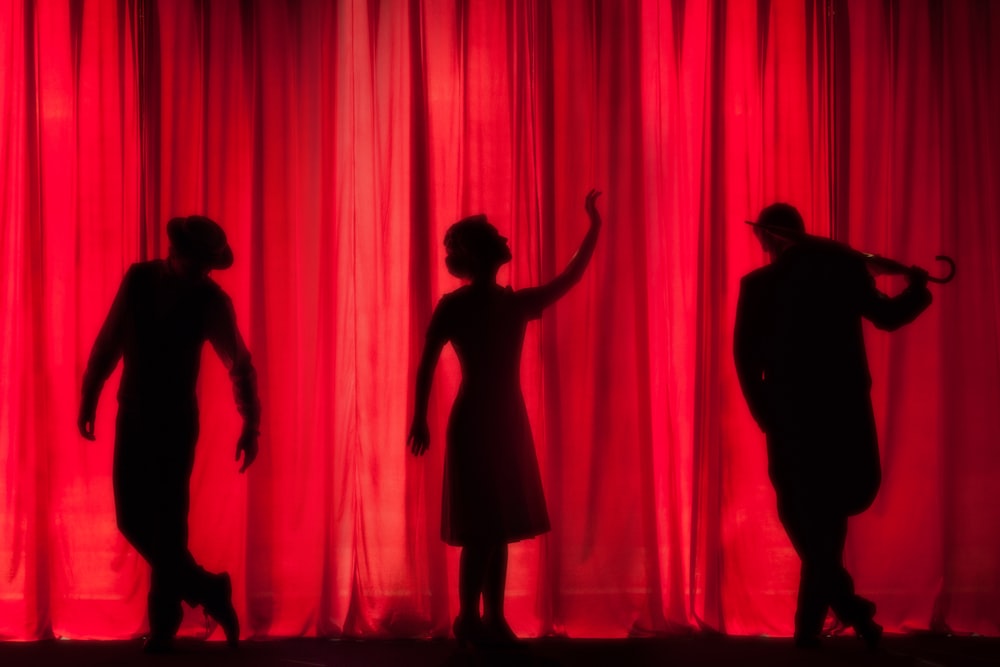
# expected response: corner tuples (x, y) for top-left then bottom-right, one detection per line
(1, 0), (141, 640)
(1, 0), (998, 640)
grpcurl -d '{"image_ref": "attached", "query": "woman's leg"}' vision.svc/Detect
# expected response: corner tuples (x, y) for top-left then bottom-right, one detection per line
(455, 544), (490, 645)
(482, 543), (516, 640)
(482, 543), (508, 623)
(458, 543), (489, 621)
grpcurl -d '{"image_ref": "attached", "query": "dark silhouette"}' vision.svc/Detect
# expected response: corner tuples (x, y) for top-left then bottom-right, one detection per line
(409, 190), (603, 647)
(733, 203), (933, 650)
(78, 216), (260, 653)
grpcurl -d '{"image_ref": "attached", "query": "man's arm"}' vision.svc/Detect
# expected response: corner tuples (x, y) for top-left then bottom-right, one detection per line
(208, 293), (261, 472)
(79, 266), (133, 439)
(733, 277), (771, 433)
(857, 263), (933, 331)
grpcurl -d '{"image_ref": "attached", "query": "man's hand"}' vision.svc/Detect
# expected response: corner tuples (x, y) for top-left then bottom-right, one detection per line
(408, 417), (430, 456)
(78, 405), (96, 441)
(907, 266), (930, 289)
(236, 427), (259, 473)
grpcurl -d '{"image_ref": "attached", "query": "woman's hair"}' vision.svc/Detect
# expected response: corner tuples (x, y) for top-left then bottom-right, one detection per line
(444, 215), (510, 279)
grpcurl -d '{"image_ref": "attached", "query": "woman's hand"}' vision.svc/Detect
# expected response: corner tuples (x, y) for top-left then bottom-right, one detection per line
(408, 417), (430, 456)
(585, 188), (602, 229)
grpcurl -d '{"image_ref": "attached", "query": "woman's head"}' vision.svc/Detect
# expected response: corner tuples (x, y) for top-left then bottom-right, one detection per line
(444, 215), (512, 279)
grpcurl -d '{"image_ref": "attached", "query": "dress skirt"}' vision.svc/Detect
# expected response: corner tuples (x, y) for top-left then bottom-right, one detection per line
(441, 385), (550, 546)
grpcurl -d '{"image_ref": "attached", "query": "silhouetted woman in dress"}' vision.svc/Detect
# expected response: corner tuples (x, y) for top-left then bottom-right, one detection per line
(409, 189), (602, 645)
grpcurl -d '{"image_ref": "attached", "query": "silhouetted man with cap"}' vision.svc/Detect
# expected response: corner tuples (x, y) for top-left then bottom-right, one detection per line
(734, 203), (932, 649)
(79, 216), (260, 653)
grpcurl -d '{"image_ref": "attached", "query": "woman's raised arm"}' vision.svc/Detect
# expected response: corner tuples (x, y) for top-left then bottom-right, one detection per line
(517, 189), (602, 315)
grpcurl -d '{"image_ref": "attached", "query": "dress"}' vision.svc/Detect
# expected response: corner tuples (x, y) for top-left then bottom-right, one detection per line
(428, 284), (550, 546)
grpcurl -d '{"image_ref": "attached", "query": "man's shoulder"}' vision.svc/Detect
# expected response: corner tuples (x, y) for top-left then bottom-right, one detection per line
(202, 276), (232, 305)
(741, 264), (777, 290)
(121, 259), (163, 288)
(126, 259), (162, 274)
(798, 240), (866, 271)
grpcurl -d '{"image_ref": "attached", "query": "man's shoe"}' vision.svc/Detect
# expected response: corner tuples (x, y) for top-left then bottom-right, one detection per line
(142, 634), (174, 654)
(854, 619), (883, 651)
(203, 572), (240, 648)
(793, 633), (821, 649)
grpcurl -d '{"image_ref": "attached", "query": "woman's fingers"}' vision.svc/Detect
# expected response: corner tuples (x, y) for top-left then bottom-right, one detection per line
(585, 190), (602, 224)
(585, 189), (602, 210)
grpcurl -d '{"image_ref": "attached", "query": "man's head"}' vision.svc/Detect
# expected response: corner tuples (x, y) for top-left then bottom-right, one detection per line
(166, 216), (233, 278)
(754, 203), (805, 260)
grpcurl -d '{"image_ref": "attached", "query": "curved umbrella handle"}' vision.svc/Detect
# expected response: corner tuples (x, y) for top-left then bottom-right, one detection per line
(744, 220), (956, 284)
(927, 255), (956, 284)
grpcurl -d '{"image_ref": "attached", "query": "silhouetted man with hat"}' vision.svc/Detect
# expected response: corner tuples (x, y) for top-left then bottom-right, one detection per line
(734, 203), (932, 649)
(79, 215), (260, 653)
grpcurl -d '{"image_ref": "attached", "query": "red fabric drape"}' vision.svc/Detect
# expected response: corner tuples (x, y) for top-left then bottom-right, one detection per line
(2, 0), (998, 640)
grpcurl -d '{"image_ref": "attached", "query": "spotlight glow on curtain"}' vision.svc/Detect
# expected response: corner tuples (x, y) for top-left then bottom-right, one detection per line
(2, 0), (998, 640)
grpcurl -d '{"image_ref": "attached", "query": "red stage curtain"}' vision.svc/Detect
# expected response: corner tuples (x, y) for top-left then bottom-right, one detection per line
(1, 0), (998, 640)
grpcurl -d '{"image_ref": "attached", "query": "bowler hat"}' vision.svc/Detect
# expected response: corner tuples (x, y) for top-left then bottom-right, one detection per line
(166, 216), (234, 269)
(755, 203), (805, 233)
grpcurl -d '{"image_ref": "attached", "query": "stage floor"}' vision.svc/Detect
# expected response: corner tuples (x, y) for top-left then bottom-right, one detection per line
(0, 636), (996, 667)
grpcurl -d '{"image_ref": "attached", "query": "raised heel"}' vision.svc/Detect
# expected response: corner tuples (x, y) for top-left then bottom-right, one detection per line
(453, 615), (483, 648)
(204, 572), (240, 649)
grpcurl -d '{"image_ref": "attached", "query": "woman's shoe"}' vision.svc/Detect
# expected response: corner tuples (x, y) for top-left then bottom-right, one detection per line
(482, 616), (517, 645)
(453, 614), (484, 648)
